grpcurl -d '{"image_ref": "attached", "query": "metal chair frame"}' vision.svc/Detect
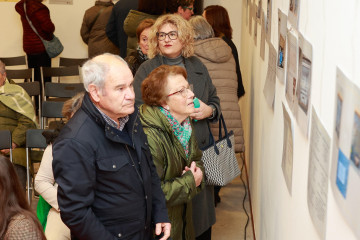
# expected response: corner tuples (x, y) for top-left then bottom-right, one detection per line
(25, 129), (48, 203)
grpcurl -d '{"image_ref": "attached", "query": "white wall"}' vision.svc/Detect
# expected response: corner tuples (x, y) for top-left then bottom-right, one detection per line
(2, 0), (358, 239)
(0, 0), (92, 59)
(239, 0), (360, 239)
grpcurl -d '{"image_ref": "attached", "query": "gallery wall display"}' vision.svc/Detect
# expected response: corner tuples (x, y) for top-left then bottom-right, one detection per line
(330, 68), (360, 238)
(307, 107), (330, 240)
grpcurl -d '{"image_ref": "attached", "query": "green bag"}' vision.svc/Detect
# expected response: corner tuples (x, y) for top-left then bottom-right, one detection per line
(36, 195), (52, 231)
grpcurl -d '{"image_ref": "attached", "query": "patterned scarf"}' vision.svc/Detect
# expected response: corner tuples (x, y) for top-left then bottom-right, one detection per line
(137, 46), (148, 62)
(159, 107), (192, 157)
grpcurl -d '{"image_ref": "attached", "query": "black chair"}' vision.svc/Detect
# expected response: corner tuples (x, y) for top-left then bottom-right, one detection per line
(6, 68), (33, 83)
(25, 129), (48, 203)
(0, 56), (27, 67)
(41, 66), (81, 85)
(17, 81), (41, 118)
(0, 130), (12, 162)
(41, 101), (65, 129)
(59, 57), (87, 67)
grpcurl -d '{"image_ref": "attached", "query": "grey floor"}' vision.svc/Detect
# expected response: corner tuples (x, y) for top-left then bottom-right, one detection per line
(30, 155), (255, 240)
(212, 154), (254, 240)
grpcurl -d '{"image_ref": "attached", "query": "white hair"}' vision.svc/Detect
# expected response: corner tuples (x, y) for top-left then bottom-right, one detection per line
(189, 15), (215, 40)
(81, 53), (127, 92)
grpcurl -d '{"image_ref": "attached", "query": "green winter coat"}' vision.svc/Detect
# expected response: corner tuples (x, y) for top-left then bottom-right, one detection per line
(0, 80), (37, 167)
(123, 10), (158, 56)
(139, 105), (205, 240)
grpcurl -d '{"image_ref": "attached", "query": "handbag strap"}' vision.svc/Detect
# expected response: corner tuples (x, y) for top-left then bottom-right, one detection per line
(88, 7), (107, 33)
(203, 114), (232, 155)
(23, 2), (45, 41)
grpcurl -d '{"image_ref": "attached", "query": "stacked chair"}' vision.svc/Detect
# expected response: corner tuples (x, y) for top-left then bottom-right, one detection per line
(2, 56), (87, 202)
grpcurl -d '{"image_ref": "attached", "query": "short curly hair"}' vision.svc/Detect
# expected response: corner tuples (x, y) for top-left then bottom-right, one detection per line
(147, 14), (194, 59)
(141, 65), (187, 106)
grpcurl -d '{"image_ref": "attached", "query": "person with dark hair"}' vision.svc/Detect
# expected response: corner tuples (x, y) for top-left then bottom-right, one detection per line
(0, 155), (46, 240)
(80, 0), (119, 58)
(15, 0), (55, 92)
(203, 5), (245, 98)
(123, 0), (166, 56)
(0, 60), (37, 192)
(106, 0), (139, 58)
(134, 14), (220, 240)
(53, 53), (171, 240)
(167, 0), (195, 20)
(140, 65), (204, 240)
(35, 92), (84, 240)
(125, 18), (155, 76)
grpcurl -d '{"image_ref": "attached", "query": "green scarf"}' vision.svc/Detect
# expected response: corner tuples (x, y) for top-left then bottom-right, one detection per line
(159, 107), (192, 157)
(0, 80), (37, 127)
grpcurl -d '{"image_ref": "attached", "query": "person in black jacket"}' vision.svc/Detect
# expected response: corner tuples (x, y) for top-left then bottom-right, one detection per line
(106, 0), (139, 58)
(52, 53), (171, 240)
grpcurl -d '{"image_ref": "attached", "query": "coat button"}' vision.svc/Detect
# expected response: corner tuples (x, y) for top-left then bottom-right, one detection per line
(145, 195), (148, 199)
(134, 129), (137, 133)
(118, 233), (122, 237)
(113, 165), (116, 168)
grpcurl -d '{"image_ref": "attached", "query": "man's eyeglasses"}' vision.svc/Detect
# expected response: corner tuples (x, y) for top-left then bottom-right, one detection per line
(167, 85), (193, 98)
(156, 31), (178, 41)
(184, 6), (194, 11)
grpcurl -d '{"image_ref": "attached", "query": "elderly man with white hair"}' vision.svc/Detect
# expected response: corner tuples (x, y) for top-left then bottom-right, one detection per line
(53, 53), (171, 240)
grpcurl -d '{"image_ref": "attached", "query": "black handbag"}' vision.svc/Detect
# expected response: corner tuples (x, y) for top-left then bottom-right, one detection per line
(201, 114), (241, 186)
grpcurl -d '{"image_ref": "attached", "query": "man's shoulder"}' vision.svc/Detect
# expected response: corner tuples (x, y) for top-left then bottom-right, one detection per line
(55, 110), (99, 144)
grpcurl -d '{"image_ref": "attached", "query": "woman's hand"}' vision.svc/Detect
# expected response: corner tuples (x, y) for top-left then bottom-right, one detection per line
(183, 161), (203, 187)
(190, 98), (213, 120)
(0, 142), (17, 155)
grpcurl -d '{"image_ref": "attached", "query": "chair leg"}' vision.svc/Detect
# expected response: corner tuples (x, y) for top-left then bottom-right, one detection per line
(26, 148), (31, 203)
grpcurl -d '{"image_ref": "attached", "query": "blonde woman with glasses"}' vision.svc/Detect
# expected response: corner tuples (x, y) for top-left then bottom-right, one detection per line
(134, 14), (220, 240)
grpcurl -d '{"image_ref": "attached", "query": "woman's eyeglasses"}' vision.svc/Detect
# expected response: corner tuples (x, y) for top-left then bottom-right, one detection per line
(184, 6), (194, 11)
(156, 31), (178, 41)
(167, 85), (193, 98)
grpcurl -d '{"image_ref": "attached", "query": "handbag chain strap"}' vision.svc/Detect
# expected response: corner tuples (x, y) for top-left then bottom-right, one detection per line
(23, 2), (46, 41)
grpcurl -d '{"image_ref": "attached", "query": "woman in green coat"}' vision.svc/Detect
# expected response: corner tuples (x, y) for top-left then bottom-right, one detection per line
(140, 65), (205, 240)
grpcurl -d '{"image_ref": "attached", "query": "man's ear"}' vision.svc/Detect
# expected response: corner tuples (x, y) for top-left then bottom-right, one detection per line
(88, 84), (100, 103)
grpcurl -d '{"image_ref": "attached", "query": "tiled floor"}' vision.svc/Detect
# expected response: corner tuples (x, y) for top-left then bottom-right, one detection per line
(30, 155), (255, 240)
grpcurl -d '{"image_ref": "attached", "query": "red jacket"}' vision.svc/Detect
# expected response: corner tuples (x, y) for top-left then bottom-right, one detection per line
(15, 0), (55, 54)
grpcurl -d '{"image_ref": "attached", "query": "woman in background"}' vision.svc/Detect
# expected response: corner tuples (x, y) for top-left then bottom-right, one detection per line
(123, 0), (166, 56)
(15, 0), (55, 98)
(134, 14), (220, 240)
(0, 155), (46, 240)
(125, 18), (154, 76)
(203, 5), (245, 99)
(140, 65), (204, 240)
(35, 92), (84, 240)
(80, 0), (119, 58)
